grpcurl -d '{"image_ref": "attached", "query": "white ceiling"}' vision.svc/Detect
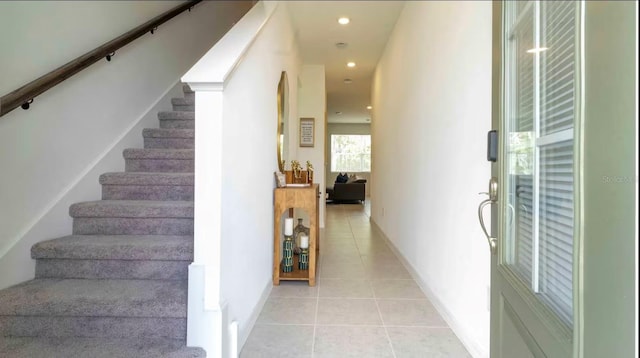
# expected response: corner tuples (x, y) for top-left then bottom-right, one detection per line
(287, 1), (405, 124)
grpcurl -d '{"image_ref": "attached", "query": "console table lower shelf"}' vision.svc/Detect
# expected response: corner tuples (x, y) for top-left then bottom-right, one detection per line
(277, 253), (320, 281)
(273, 184), (320, 286)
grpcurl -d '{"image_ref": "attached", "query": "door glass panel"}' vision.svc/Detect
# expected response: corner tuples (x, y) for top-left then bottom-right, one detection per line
(502, 0), (578, 328)
(540, 1), (577, 136)
(504, 2), (535, 287)
(539, 140), (574, 324)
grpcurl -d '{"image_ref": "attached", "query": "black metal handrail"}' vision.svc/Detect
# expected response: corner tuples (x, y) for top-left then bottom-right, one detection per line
(0, 0), (202, 118)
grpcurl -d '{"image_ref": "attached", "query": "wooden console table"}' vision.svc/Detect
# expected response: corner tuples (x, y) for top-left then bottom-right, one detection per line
(273, 184), (319, 286)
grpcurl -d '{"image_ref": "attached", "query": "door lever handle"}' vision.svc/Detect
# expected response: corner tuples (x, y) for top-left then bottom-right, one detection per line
(478, 177), (498, 255)
(478, 199), (497, 254)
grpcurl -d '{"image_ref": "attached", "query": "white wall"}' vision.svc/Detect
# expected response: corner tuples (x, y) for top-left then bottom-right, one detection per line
(217, 2), (302, 348)
(296, 65), (326, 227)
(0, 1), (253, 289)
(371, 2), (492, 357)
(326, 123), (371, 196)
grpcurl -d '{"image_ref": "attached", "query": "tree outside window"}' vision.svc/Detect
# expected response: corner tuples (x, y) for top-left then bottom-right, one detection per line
(330, 135), (371, 172)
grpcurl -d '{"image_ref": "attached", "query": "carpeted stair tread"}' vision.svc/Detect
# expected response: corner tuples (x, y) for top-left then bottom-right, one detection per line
(100, 172), (194, 186)
(142, 128), (194, 139)
(32, 235), (193, 261)
(171, 98), (195, 106)
(70, 200), (193, 218)
(0, 316), (186, 339)
(0, 279), (186, 317)
(142, 129), (194, 150)
(182, 84), (194, 93)
(0, 337), (205, 358)
(171, 97), (195, 111)
(158, 111), (194, 120)
(123, 148), (194, 160)
(35, 259), (189, 280)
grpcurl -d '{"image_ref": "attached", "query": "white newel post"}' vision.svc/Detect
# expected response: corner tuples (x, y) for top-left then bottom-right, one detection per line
(181, 2), (276, 357)
(186, 83), (227, 357)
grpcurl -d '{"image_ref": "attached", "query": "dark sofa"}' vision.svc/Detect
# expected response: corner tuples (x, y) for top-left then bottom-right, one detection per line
(326, 182), (366, 202)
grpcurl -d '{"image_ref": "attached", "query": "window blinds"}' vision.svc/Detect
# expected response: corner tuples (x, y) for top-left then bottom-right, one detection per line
(537, 0), (577, 325)
(505, 0), (578, 327)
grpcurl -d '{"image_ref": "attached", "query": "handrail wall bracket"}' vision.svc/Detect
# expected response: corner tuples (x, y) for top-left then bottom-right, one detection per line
(0, 0), (203, 117)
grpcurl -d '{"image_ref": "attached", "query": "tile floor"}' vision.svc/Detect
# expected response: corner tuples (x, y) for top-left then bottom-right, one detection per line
(241, 201), (471, 358)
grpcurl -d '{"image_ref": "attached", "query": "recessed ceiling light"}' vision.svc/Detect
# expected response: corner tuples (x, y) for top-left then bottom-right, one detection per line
(338, 17), (350, 25)
(347, 62), (356, 68)
(343, 79), (353, 84)
(335, 42), (348, 49)
(366, 105), (372, 110)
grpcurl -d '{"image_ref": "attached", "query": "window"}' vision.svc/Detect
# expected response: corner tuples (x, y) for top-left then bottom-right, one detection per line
(503, 0), (579, 327)
(330, 135), (371, 172)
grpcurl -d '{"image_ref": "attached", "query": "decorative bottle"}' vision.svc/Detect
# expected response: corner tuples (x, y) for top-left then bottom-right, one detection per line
(293, 218), (309, 254)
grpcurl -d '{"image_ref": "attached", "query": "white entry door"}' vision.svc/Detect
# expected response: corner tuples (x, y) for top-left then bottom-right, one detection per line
(488, 1), (581, 356)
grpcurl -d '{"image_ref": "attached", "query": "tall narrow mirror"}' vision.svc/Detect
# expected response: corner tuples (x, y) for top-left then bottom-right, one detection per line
(277, 71), (289, 173)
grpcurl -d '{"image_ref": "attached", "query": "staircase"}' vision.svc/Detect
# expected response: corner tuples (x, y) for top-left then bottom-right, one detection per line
(0, 85), (204, 357)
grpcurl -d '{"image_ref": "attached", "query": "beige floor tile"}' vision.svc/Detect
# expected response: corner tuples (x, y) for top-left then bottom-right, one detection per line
(318, 279), (374, 298)
(313, 325), (394, 358)
(356, 243), (394, 256)
(322, 246), (358, 257)
(322, 240), (358, 250)
(323, 233), (356, 241)
(270, 281), (318, 298)
(351, 230), (375, 239)
(360, 253), (401, 265)
(355, 238), (391, 249)
(325, 229), (353, 237)
(372, 279), (426, 299)
(241, 324), (314, 358)
(364, 262), (412, 279)
(321, 255), (363, 267)
(256, 297), (317, 324)
(319, 260), (366, 279)
(316, 298), (382, 325)
(386, 327), (471, 358)
(321, 255), (361, 266)
(377, 299), (447, 326)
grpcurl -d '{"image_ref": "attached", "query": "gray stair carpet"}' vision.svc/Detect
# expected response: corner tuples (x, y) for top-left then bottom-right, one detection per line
(0, 84), (204, 357)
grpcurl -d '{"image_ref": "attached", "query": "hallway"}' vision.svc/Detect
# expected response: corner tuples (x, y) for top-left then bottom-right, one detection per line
(241, 202), (471, 357)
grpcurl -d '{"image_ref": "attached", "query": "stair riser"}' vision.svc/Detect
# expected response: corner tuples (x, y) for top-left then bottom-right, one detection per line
(144, 137), (194, 149)
(184, 92), (195, 101)
(35, 260), (189, 280)
(159, 119), (194, 129)
(102, 185), (194, 201)
(125, 159), (194, 173)
(0, 317), (186, 339)
(172, 104), (194, 112)
(73, 218), (193, 236)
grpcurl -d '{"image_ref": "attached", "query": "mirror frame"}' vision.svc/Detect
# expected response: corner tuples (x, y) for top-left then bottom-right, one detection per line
(277, 71), (288, 173)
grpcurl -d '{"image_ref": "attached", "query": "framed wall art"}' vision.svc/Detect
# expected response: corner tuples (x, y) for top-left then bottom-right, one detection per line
(299, 118), (314, 147)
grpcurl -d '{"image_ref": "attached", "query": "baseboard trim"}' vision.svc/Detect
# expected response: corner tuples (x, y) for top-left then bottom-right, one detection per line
(370, 219), (489, 358)
(237, 277), (272, 351)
